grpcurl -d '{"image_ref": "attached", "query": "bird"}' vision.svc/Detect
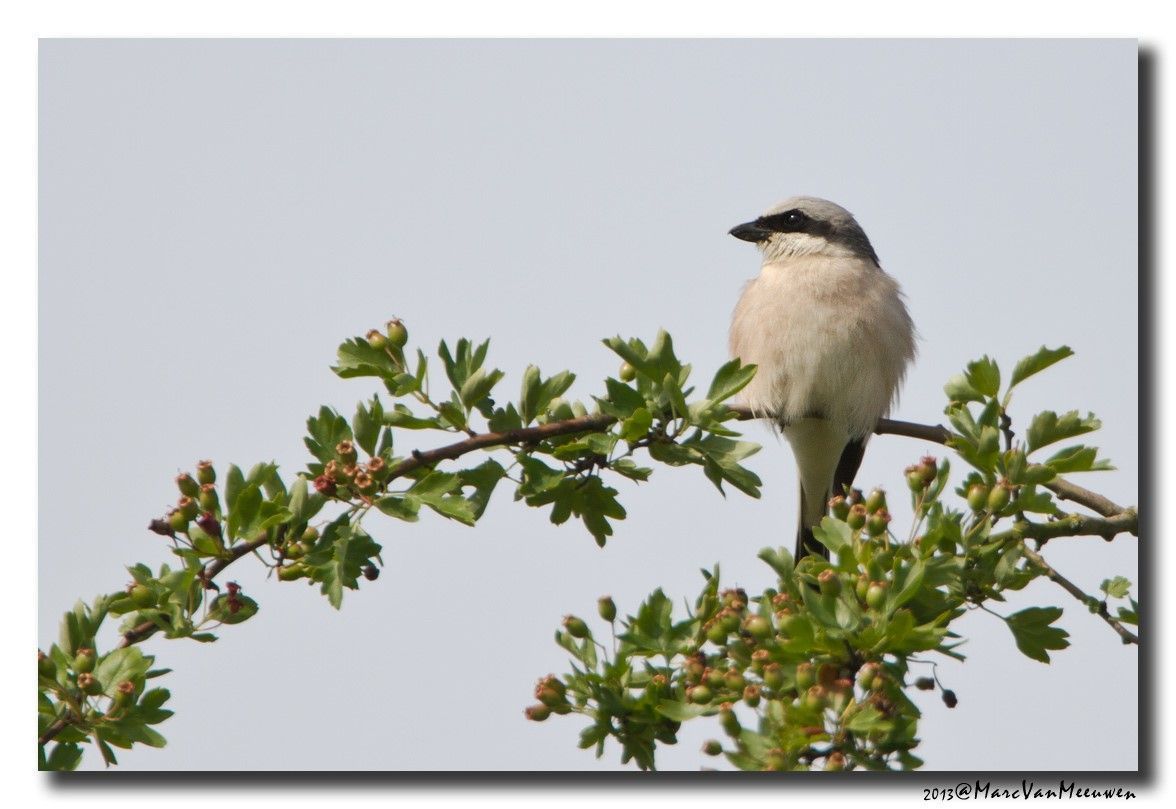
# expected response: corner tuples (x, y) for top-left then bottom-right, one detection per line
(727, 196), (916, 560)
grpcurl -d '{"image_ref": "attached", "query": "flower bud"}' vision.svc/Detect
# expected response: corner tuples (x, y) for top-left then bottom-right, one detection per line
(687, 684), (713, 704)
(535, 675), (568, 707)
(563, 615), (590, 639)
(168, 509), (189, 534)
(847, 503), (868, 531)
(749, 649), (770, 674)
(804, 685), (829, 712)
(175, 472), (199, 498)
(919, 456), (939, 486)
(743, 614), (772, 640)
(855, 574), (869, 603)
(987, 481), (1013, 512)
(829, 494), (850, 520)
(525, 704), (551, 722)
(130, 584), (156, 609)
(795, 662), (816, 691)
(277, 563), (308, 582)
(866, 509), (891, 537)
(817, 569), (840, 596)
(905, 465), (926, 492)
(597, 596), (617, 623)
(764, 749), (788, 771)
(742, 684), (761, 707)
(763, 663), (785, 690)
(148, 518), (174, 538)
(966, 483), (990, 512)
(865, 581), (888, 609)
(366, 329), (388, 350)
(941, 689), (958, 708)
(314, 474), (337, 496)
(362, 563), (380, 581)
(724, 669), (746, 692)
(914, 677), (935, 691)
(366, 456), (387, 478)
(719, 706), (741, 737)
(830, 678), (854, 713)
(385, 318), (408, 348)
(198, 483), (219, 513)
(353, 471), (377, 496)
(856, 662), (881, 691)
(195, 460), (216, 485)
(702, 739), (723, 756)
(196, 511), (222, 539)
(706, 620), (729, 645)
(177, 495), (199, 520)
(38, 651), (56, 679)
(112, 679), (136, 708)
(825, 751), (847, 772)
(336, 440), (358, 466)
(77, 672), (102, 695)
(618, 362), (636, 382)
(865, 488), (887, 513)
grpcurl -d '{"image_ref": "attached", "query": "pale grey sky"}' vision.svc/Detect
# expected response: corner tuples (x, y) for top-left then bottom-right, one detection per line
(40, 39), (1137, 771)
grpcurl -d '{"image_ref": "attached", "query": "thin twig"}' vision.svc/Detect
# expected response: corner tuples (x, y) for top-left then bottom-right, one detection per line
(1020, 545), (1139, 645)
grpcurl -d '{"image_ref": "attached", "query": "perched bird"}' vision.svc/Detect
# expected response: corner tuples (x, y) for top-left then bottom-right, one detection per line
(728, 197), (916, 559)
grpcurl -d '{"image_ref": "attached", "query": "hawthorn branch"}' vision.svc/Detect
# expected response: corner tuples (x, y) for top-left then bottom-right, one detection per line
(44, 407), (1135, 750)
(118, 535), (272, 648)
(990, 510), (1138, 544)
(1020, 545), (1139, 645)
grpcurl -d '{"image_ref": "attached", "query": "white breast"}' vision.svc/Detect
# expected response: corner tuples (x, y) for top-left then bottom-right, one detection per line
(728, 254), (915, 438)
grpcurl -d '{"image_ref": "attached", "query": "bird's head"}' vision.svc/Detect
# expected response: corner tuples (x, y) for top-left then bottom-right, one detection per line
(729, 196), (879, 265)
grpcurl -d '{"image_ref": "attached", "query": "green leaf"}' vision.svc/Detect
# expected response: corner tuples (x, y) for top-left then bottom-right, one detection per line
(943, 374), (985, 404)
(94, 647), (151, 697)
(1026, 410), (1101, 453)
(654, 701), (711, 722)
(811, 518), (852, 556)
(303, 407), (353, 464)
(332, 337), (401, 381)
(352, 397), (383, 456)
(374, 495), (420, 522)
(383, 403), (442, 430)
(1009, 345), (1074, 389)
(226, 483), (261, 540)
(621, 407), (653, 442)
(1043, 444), (1114, 474)
(517, 455), (566, 497)
(43, 743), (83, 772)
(224, 464), (246, 511)
(1100, 576), (1131, 599)
(519, 365), (542, 423)
(459, 459), (507, 519)
(598, 378), (646, 419)
(964, 356), (1001, 398)
(706, 358), (757, 404)
(757, 546), (795, 580)
(459, 368), (505, 411)
(1005, 606), (1070, 663)
(306, 522), (383, 609)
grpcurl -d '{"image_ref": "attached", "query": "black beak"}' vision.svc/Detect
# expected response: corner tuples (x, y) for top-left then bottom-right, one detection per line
(729, 221), (771, 243)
